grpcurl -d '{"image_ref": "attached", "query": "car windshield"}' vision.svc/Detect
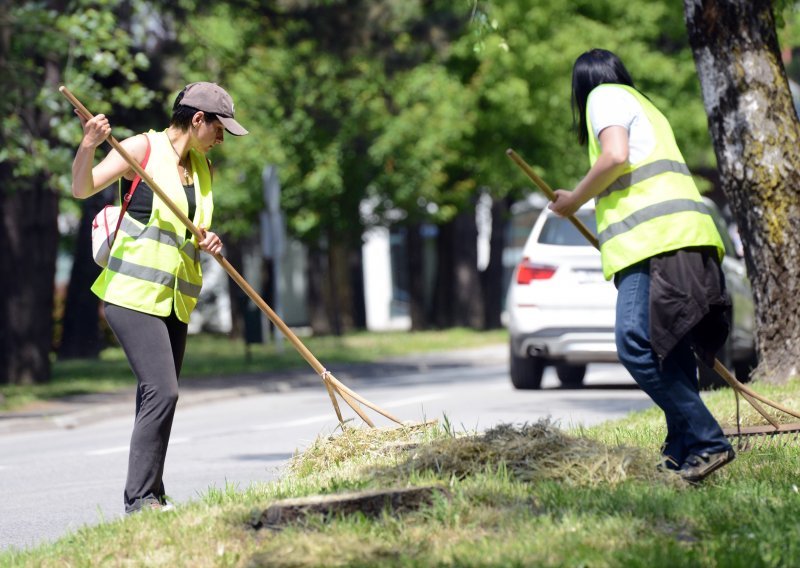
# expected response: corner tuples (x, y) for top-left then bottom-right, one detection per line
(537, 212), (598, 246)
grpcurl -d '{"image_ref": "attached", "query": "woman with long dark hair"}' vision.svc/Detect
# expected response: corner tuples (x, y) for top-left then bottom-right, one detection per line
(549, 49), (735, 483)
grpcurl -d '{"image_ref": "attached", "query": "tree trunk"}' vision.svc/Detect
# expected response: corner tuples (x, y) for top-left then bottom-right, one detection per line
(685, 0), (800, 381)
(481, 196), (511, 330)
(406, 223), (428, 330)
(327, 239), (350, 335)
(225, 238), (246, 340)
(0, 181), (59, 384)
(307, 244), (333, 335)
(347, 245), (367, 330)
(58, 190), (112, 359)
(453, 209), (484, 329)
(0, 4), (63, 384)
(432, 221), (454, 328)
(433, 207), (484, 329)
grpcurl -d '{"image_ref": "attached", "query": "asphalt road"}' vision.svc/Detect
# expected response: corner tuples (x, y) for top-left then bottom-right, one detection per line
(0, 347), (652, 552)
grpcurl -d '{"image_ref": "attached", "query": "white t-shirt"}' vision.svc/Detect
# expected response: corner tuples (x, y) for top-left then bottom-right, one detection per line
(587, 85), (655, 165)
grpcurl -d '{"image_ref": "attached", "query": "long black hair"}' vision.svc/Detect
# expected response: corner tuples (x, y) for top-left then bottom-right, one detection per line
(571, 49), (637, 146)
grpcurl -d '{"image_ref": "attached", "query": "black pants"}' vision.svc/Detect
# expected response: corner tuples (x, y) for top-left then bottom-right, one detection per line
(104, 302), (187, 513)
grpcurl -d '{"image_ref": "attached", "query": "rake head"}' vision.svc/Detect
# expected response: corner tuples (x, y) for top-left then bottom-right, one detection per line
(723, 423), (800, 451)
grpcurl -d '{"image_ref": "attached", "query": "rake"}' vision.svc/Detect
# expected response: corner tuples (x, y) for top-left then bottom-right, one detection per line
(506, 147), (800, 450)
(61, 85), (407, 429)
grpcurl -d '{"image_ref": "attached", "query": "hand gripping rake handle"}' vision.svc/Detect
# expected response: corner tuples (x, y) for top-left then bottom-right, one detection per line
(505, 148), (799, 430)
(62, 85), (403, 428)
(506, 150), (598, 248)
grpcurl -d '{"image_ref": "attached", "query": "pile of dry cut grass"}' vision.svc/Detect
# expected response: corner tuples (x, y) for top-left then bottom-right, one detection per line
(289, 419), (676, 488)
(287, 420), (437, 479)
(396, 420), (670, 486)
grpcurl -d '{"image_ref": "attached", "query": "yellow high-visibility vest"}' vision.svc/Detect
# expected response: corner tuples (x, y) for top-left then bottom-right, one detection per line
(92, 130), (214, 323)
(588, 84), (724, 280)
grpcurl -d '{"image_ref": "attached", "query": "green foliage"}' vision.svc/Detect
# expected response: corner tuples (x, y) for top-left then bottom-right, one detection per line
(171, 1), (476, 241)
(368, 64), (477, 223)
(464, 0), (713, 195)
(163, 0), (714, 242)
(1, 0), (156, 194)
(774, 0), (800, 28)
(777, 2), (800, 81)
(2, 1), (726, 236)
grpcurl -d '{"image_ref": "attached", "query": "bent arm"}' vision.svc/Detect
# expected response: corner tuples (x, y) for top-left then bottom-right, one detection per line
(71, 114), (147, 199)
(549, 125), (630, 217)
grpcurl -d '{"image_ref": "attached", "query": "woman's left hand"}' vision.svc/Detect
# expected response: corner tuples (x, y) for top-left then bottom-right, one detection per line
(198, 226), (224, 255)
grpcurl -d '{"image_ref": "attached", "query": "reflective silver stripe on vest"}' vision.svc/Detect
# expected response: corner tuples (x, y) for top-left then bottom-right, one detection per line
(107, 256), (202, 299)
(177, 278), (202, 299)
(181, 240), (200, 263)
(598, 199), (711, 246)
(108, 255), (176, 289)
(120, 216), (183, 248)
(598, 159), (691, 199)
(120, 214), (200, 262)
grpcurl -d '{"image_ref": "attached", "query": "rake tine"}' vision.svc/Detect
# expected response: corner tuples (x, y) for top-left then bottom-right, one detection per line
(729, 435), (748, 452)
(724, 423), (800, 451)
(331, 382), (376, 428)
(326, 374), (405, 425)
(321, 372), (344, 426)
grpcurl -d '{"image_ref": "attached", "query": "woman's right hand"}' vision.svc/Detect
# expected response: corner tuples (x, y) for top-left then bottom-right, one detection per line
(549, 189), (581, 218)
(78, 111), (111, 148)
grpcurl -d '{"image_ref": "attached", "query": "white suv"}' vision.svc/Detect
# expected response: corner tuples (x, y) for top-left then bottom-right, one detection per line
(505, 199), (756, 390)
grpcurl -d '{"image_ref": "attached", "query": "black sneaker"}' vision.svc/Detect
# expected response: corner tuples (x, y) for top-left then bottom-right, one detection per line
(679, 449), (736, 483)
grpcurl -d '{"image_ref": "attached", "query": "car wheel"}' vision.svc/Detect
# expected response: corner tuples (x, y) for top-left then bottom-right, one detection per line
(509, 346), (546, 390)
(555, 363), (586, 388)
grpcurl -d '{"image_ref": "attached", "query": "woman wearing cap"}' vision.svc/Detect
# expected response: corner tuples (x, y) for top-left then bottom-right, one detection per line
(548, 49), (735, 483)
(71, 82), (248, 513)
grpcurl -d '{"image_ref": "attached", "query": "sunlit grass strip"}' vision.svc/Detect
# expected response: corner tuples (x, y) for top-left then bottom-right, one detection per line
(5, 383), (800, 567)
(6, 338), (800, 567)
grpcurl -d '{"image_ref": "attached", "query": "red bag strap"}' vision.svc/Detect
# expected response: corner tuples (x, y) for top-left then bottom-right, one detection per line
(120, 135), (151, 216)
(111, 135), (151, 242)
(101, 136), (152, 261)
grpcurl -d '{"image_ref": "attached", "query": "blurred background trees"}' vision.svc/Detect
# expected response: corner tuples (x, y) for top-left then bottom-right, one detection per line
(2, 0), (799, 384)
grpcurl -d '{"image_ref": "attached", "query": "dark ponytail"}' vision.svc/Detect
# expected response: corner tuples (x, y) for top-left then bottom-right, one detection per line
(571, 49), (636, 146)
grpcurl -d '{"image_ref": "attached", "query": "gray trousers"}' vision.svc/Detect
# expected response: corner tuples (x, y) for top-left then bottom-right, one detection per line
(104, 303), (187, 513)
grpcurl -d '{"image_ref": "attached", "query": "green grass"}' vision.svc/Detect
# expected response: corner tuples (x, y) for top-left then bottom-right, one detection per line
(4, 380), (800, 567)
(0, 328), (507, 411)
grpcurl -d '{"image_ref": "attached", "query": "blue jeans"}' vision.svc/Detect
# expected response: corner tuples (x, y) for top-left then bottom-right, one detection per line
(615, 261), (732, 467)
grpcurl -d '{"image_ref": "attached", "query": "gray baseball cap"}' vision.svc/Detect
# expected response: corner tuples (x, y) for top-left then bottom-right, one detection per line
(180, 82), (248, 136)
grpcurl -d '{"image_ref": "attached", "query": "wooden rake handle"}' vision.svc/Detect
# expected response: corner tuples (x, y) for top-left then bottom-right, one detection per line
(506, 149), (599, 248)
(62, 85), (403, 428)
(506, 147), (793, 428)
